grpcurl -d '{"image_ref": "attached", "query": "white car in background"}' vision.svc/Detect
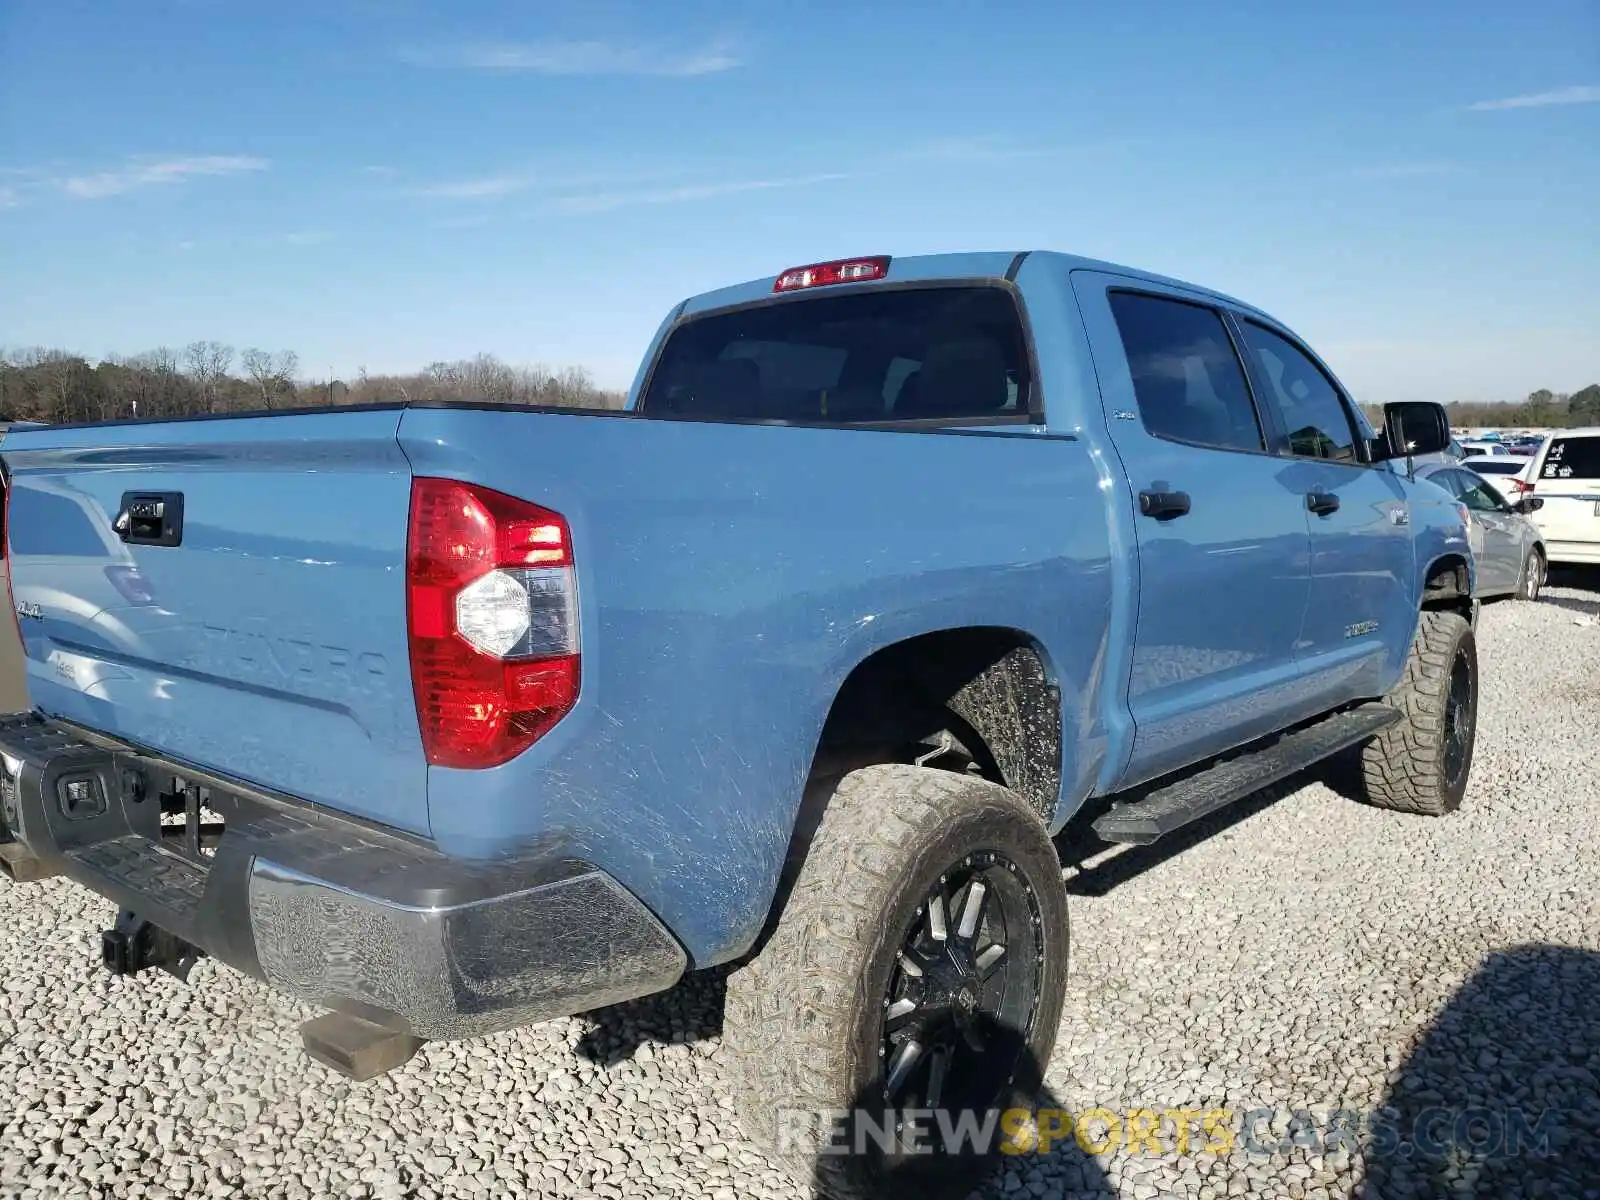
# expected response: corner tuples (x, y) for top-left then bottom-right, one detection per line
(1528, 429), (1600, 566)
(1459, 439), (1514, 458)
(1466, 456), (1537, 505)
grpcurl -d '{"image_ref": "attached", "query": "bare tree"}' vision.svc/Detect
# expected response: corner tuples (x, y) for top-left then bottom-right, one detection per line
(0, 345), (624, 425)
(241, 348), (300, 409)
(184, 341), (234, 412)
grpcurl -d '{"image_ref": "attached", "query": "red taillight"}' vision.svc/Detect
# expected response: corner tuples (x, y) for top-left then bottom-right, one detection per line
(773, 255), (890, 293)
(1508, 478), (1533, 495)
(407, 478), (579, 769)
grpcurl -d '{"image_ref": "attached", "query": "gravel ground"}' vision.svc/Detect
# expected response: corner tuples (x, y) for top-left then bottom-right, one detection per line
(3, 587), (1599, 1200)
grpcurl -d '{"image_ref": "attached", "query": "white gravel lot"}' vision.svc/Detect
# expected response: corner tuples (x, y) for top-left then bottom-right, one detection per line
(3, 587), (1599, 1200)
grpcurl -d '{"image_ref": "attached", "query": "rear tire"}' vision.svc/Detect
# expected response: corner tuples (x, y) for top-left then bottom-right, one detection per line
(723, 764), (1069, 1199)
(1517, 548), (1545, 601)
(1358, 610), (1477, 815)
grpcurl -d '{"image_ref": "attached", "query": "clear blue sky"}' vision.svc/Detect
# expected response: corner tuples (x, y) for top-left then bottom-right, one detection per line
(2, 0), (1596, 402)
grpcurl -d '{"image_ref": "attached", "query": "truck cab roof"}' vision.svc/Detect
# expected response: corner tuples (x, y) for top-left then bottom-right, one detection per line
(677, 250), (1270, 321)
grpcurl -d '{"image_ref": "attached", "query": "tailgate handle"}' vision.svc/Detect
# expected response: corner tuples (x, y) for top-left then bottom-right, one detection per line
(114, 492), (185, 547)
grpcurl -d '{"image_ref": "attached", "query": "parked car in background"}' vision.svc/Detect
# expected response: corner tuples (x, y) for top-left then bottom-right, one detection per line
(1466, 456), (1537, 505)
(1459, 440), (1513, 458)
(1528, 429), (1600, 566)
(1418, 462), (1546, 600)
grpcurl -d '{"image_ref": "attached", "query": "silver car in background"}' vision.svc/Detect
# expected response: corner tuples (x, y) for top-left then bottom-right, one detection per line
(1416, 462), (1548, 600)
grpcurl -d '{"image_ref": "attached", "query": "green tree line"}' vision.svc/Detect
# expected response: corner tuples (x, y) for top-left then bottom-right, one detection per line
(1361, 386), (1600, 432)
(0, 344), (626, 426)
(1445, 387), (1600, 430)
(4, 345), (1595, 432)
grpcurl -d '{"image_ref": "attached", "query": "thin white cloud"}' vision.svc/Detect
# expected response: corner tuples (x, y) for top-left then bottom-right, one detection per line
(1467, 84), (1600, 111)
(550, 172), (848, 215)
(56, 155), (269, 199)
(410, 172), (536, 200)
(398, 37), (741, 77)
(0, 155), (268, 208)
(407, 164), (685, 202)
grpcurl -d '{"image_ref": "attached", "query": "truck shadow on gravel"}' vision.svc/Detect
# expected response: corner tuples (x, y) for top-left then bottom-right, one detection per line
(813, 1029), (1109, 1200)
(1358, 945), (1600, 1199)
(573, 967), (729, 1065)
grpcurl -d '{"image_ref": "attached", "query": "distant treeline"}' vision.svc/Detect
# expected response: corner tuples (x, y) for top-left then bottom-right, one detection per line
(0, 344), (626, 426)
(1442, 387), (1600, 430)
(3, 344), (1595, 432)
(1358, 387), (1600, 432)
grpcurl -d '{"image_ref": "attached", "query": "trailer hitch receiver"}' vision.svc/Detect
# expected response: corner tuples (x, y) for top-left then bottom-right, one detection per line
(101, 908), (203, 982)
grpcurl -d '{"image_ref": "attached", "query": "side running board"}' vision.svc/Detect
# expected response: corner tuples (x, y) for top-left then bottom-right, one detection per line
(1092, 703), (1402, 846)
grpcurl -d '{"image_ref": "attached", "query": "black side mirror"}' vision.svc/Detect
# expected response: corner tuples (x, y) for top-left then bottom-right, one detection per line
(1514, 496), (1545, 515)
(1374, 401), (1451, 462)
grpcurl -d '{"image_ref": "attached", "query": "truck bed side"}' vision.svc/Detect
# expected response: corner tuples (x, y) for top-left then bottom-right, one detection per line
(398, 407), (1114, 965)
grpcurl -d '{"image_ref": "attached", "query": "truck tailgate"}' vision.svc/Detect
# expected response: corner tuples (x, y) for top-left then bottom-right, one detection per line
(0, 409), (428, 834)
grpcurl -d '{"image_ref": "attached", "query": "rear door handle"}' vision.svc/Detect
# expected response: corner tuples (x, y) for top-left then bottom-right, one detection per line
(1138, 490), (1191, 520)
(1306, 490), (1340, 517)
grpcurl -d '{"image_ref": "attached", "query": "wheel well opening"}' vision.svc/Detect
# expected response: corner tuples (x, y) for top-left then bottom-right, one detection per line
(751, 628), (1063, 959)
(1422, 554), (1474, 620)
(811, 627), (1062, 817)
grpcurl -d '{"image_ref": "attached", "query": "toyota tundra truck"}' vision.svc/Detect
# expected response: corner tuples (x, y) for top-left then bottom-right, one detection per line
(0, 251), (1477, 1196)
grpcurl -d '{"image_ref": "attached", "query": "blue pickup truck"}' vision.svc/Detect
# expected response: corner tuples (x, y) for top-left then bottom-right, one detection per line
(0, 250), (1475, 1193)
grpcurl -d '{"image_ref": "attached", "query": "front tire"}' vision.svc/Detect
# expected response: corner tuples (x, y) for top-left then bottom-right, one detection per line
(723, 764), (1069, 1198)
(1358, 610), (1477, 815)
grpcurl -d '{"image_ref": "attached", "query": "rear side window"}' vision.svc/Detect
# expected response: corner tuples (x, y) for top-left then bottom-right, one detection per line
(640, 286), (1031, 424)
(1107, 292), (1263, 453)
(1540, 437), (1600, 481)
(1237, 322), (1358, 462)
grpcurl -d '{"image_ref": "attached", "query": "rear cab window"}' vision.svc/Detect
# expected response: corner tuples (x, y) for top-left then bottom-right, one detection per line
(1539, 436), (1600, 482)
(639, 286), (1032, 425)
